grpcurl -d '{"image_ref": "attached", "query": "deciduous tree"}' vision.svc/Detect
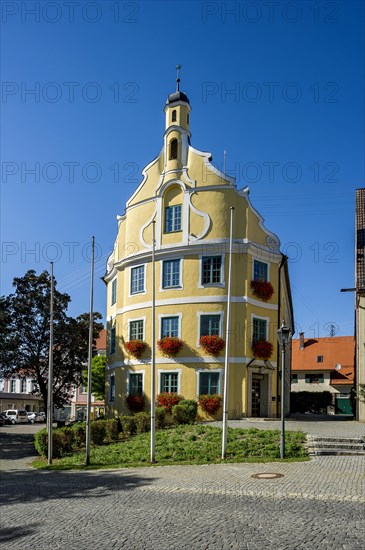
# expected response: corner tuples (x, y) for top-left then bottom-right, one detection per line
(0, 270), (103, 409)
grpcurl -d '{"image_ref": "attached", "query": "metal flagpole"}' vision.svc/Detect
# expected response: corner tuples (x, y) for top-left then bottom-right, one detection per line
(150, 221), (156, 462)
(222, 207), (234, 459)
(86, 236), (95, 466)
(47, 261), (54, 465)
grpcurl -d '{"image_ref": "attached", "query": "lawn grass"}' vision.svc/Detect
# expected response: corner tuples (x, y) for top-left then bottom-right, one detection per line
(32, 425), (309, 470)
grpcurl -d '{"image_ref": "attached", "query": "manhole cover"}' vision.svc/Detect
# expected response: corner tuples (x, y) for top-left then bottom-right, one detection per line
(251, 473), (284, 479)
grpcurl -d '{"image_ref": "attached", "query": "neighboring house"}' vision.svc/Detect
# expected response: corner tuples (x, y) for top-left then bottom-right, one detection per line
(70, 328), (106, 421)
(0, 375), (44, 412)
(103, 78), (294, 419)
(0, 330), (106, 419)
(291, 334), (355, 414)
(355, 188), (365, 421)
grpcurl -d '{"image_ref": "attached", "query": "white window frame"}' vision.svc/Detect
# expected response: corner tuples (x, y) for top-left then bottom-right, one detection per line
(252, 258), (270, 282)
(196, 310), (224, 347)
(111, 277), (117, 305)
(158, 369), (182, 394)
(198, 253), (225, 289)
(196, 369), (222, 397)
(10, 379), (17, 393)
(110, 326), (116, 355)
(109, 374), (115, 403)
(164, 204), (182, 233)
(20, 379), (27, 393)
(158, 313), (182, 339)
(250, 314), (270, 343)
(127, 370), (145, 395)
(127, 316), (146, 341)
(160, 258), (183, 292)
(129, 264), (147, 297)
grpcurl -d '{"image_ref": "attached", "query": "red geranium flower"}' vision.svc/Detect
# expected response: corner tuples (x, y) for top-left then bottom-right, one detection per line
(199, 335), (225, 356)
(125, 394), (145, 412)
(250, 280), (274, 301)
(157, 337), (183, 357)
(251, 339), (273, 360)
(156, 392), (183, 414)
(198, 394), (222, 415)
(125, 340), (146, 359)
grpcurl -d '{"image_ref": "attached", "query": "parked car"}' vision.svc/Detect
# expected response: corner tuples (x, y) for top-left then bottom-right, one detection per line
(3, 409), (28, 424)
(27, 412), (45, 424)
(0, 412), (12, 425)
(37, 412), (46, 422)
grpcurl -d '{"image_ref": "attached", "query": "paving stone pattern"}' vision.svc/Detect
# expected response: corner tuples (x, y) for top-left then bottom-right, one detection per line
(1, 420), (365, 549)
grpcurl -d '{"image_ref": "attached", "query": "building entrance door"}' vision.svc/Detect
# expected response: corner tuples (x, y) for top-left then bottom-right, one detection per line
(252, 378), (261, 417)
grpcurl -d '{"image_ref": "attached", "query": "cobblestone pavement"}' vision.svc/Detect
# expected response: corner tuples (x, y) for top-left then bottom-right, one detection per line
(1, 422), (365, 549)
(210, 417), (365, 439)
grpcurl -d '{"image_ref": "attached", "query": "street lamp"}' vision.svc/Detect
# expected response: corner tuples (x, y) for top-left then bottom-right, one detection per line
(276, 321), (291, 459)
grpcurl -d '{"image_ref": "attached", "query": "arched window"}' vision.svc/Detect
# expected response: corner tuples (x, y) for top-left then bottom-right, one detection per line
(187, 113), (189, 125)
(172, 110), (177, 122)
(170, 139), (178, 160)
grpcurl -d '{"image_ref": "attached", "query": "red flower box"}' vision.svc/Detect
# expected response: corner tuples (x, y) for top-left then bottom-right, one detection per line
(199, 335), (225, 356)
(157, 337), (183, 357)
(125, 340), (146, 359)
(251, 339), (273, 360)
(198, 394), (222, 415)
(125, 394), (145, 412)
(156, 392), (183, 414)
(250, 280), (274, 301)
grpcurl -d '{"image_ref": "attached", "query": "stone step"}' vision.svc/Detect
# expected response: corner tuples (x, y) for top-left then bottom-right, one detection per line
(307, 443), (365, 452)
(306, 435), (365, 456)
(307, 436), (364, 444)
(308, 448), (365, 456)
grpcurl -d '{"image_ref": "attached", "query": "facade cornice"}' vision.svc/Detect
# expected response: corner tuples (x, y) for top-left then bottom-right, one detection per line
(103, 239), (282, 283)
(108, 294), (278, 318)
(107, 357), (277, 370)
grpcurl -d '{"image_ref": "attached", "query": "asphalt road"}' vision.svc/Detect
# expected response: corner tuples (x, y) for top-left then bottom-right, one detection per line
(1, 421), (365, 549)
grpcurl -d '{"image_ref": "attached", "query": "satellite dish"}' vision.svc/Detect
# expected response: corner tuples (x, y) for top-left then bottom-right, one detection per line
(335, 364), (342, 371)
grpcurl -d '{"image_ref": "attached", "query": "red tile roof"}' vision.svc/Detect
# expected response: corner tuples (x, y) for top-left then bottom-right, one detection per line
(292, 336), (355, 378)
(95, 328), (106, 351)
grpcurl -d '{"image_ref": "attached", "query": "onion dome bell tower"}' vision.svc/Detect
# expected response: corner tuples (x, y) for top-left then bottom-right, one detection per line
(163, 65), (191, 170)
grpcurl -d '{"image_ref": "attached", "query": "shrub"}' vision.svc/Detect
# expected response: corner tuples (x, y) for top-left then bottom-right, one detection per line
(104, 419), (119, 442)
(126, 393), (145, 413)
(34, 428), (48, 457)
(51, 432), (66, 458)
(57, 427), (75, 454)
(155, 407), (166, 430)
(116, 416), (123, 433)
(125, 340), (147, 358)
(250, 280), (274, 301)
(157, 337), (183, 356)
(119, 415), (137, 436)
(251, 339), (274, 360)
(90, 420), (106, 445)
(198, 394), (222, 415)
(134, 412), (150, 434)
(71, 422), (86, 448)
(199, 335), (225, 356)
(172, 404), (192, 424)
(156, 392), (183, 414)
(179, 400), (198, 423)
(34, 428), (75, 458)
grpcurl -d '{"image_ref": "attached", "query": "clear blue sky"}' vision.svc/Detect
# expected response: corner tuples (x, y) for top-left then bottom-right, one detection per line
(1, 0), (364, 338)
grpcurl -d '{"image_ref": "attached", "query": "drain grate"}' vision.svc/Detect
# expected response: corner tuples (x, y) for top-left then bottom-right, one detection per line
(251, 473), (284, 479)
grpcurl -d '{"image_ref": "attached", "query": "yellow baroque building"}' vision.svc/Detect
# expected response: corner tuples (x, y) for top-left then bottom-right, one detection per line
(104, 80), (294, 420)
